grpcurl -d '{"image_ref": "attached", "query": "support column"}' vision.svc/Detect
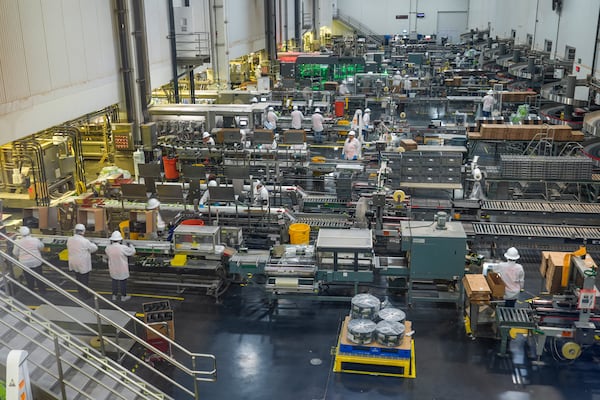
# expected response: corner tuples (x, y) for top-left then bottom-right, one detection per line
(167, 0), (180, 103)
(209, 0), (229, 89)
(564, 74), (576, 118)
(294, 0), (302, 51)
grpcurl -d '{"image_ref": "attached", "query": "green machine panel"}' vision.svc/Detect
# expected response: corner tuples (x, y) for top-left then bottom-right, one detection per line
(401, 221), (466, 280)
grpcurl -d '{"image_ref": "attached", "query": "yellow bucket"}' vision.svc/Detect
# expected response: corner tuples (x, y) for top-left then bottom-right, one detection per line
(289, 223), (310, 245)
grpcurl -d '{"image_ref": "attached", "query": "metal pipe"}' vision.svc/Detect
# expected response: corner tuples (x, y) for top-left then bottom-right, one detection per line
(265, 0), (277, 64)
(189, 68), (195, 104)
(131, 0), (151, 124)
(167, 0), (180, 103)
(294, 0), (301, 51)
(114, 0), (135, 122)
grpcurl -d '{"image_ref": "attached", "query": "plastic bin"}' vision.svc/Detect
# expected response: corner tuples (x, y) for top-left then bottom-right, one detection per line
(289, 223), (310, 245)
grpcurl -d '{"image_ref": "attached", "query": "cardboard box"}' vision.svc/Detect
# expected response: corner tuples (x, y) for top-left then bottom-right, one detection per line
(485, 272), (505, 299)
(77, 207), (107, 232)
(463, 274), (491, 302)
(542, 251), (596, 294)
(400, 139), (418, 151)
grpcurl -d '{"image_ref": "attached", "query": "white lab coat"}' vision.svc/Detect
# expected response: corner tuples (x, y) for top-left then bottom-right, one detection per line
(67, 234), (98, 274)
(343, 137), (361, 160)
(311, 113), (324, 132)
(199, 180), (218, 205)
(482, 94), (496, 112)
(290, 110), (304, 130)
(363, 112), (371, 128)
(254, 186), (270, 207)
(338, 83), (350, 95)
(156, 212), (166, 232)
(105, 242), (136, 280)
(203, 137), (215, 146)
(265, 111), (278, 129)
(491, 260), (524, 300)
(13, 235), (44, 268)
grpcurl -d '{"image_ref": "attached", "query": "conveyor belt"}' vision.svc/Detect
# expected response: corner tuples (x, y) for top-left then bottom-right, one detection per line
(482, 200), (600, 214)
(295, 216), (351, 228)
(496, 307), (536, 328)
(472, 222), (600, 239)
(302, 196), (344, 203)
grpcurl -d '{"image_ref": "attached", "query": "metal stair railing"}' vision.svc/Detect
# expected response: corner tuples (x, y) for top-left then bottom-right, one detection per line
(0, 231), (217, 399)
(0, 295), (165, 400)
(334, 11), (383, 46)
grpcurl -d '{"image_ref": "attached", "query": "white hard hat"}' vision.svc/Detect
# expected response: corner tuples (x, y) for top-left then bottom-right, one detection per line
(110, 231), (123, 241)
(208, 180), (218, 187)
(293, 105), (298, 111)
(250, 97), (258, 103)
(348, 130), (356, 136)
(365, 108), (371, 113)
(147, 198), (161, 210)
(19, 226), (30, 236)
(504, 247), (520, 260)
(268, 106), (274, 111)
(487, 89), (494, 95)
(74, 224), (86, 233)
(202, 132), (210, 139)
(315, 108), (321, 113)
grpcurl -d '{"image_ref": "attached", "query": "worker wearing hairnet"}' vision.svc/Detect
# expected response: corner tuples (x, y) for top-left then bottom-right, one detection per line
(147, 198), (166, 237)
(290, 105), (304, 130)
(13, 226), (46, 293)
(105, 231), (136, 302)
(489, 247), (524, 308)
(199, 175), (219, 206)
(482, 89), (496, 117)
(253, 181), (270, 208)
(264, 107), (278, 130)
(338, 80), (350, 95)
(67, 224), (98, 299)
(342, 131), (361, 160)
(202, 131), (215, 146)
(311, 108), (325, 144)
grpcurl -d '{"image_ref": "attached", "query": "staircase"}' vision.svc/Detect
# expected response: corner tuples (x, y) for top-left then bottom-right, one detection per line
(0, 232), (217, 399)
(333, 10), (383, 47)
(0, 295), (166, 400)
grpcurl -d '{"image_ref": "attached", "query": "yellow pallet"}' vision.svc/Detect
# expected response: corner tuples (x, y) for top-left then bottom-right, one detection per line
(333, 340), (416, 379)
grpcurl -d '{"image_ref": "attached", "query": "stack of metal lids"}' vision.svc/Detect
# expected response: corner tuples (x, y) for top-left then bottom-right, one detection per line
(377, 307), (406, 324)
(350, 293), (381, 320)
(375, 320), (406, 347)
(347, 318), (377, 344)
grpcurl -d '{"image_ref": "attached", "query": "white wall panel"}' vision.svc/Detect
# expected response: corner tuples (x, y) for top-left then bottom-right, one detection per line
(145, 0), (173, 89)
(41, 1), (70, 89)
(62, 0), (87, 84)
(336, 0), (468, 37)
(0, 0), (31, 101)
(225, 0), (265, 59)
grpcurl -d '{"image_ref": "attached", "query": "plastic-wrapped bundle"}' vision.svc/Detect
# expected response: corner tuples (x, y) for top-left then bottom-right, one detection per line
(377, 307), (406, 324)
(350, 293), (381, 320)
(347, 319), (377, 344)
(375, 320), (406, 347)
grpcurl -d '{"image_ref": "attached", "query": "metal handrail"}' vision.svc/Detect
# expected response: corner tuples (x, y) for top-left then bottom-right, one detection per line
(0, 295), (163, 400)
(0, 231), (217, 399)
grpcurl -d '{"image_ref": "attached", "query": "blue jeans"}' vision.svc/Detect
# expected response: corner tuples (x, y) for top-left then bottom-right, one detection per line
(482, 110), (491, 117)
(313, 130), (324, 144)
(112, 279), (128, 297)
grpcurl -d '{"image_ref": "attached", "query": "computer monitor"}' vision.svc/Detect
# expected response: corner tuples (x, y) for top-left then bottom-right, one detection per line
(224, 166), (250, 180)
(138, 163), (162, 179)
(156, 184), (184, 203)
(208, 187), (236, 202)
(121, 184), (148, 201)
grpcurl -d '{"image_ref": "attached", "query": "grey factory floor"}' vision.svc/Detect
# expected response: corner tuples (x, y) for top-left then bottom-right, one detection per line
(26, 254), (588, 400)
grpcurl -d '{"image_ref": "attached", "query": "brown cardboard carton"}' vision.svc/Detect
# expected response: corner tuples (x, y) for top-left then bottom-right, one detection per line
(485, 272), (505, 299)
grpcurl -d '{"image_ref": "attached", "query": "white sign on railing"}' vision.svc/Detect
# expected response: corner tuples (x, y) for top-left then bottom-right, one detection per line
(6, 350), (32, 400)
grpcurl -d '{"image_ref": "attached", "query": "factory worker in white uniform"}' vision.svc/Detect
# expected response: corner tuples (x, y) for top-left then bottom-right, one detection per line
(67, 224), (98, 299)
(338, 80), (350, 95)
(311, 108), (325, 144)
(363, 108), (371, 130)
(489, 247), (524, 308)
(147, 198), (166, 237)
(199, 175), (219, 206)
(342, 131), (361, 160)
(392, 71), (402, 93)
(202, 131), (215, 146)
(105, 231), (136, 302)
(253, 181), (270, 208)
(13, 226), (46, 293)
(265, 107), (278, 130)
(482, 89), (496, 117)
(290, 105), (304, 130)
